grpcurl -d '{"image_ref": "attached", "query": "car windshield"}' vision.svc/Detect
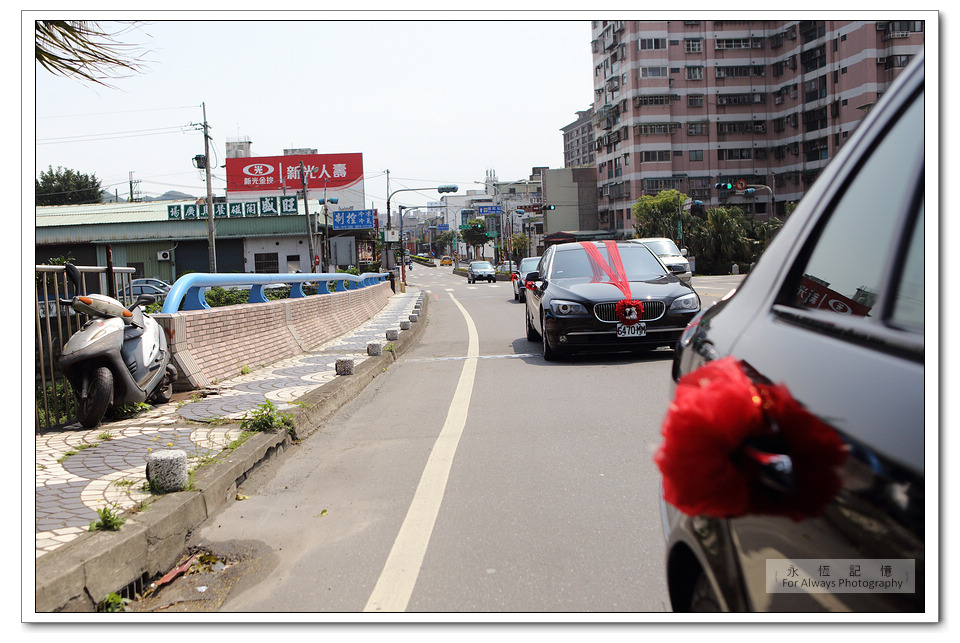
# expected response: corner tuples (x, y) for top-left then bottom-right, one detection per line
(519, 258), (539, 272)
(550, 244), (667, 280)
(641, 239), (681, 255)
(472, 262), (493, 269)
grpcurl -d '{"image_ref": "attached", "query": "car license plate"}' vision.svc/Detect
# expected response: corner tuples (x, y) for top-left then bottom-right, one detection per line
(617, 322), (646, 338)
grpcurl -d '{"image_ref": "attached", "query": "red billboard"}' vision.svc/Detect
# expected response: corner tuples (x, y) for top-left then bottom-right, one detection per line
(225, 153), (363, 194)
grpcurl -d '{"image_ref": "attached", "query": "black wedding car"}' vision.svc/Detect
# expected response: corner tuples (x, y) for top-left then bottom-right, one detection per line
(524, 240), (700, 360)
(658, 53), (926, 613)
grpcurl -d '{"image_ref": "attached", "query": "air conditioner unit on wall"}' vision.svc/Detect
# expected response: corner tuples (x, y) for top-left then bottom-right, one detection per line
(157, 250), (171, 261)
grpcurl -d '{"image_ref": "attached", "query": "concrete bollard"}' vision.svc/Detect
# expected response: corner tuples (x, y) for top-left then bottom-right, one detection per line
(409, 313), (419, 322)
(145, 449), (188, 493)
(400, 321), (411, 331)
(367, 342), (382, 356)
(336, 358), (355, 375)
(386, 329), (399, 341)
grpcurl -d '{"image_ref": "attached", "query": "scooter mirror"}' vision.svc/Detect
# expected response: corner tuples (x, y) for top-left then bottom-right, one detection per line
(64, 263), (82, 292)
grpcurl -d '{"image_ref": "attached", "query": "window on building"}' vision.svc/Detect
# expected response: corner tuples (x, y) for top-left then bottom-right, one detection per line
(641, 150), (671, 163)
(684, 38), (703, 53)
(639, 38), (667, 50)
(686, 66), (704, 80)
(640, 66), (668, 78)
(689, 150), (704, 162)
(254, 252), (280, 273)
(688, 94), (704, 108)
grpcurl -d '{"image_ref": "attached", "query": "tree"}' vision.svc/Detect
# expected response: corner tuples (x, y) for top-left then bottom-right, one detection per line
(686, 206), (751, 274)
(435, 230), (456, 255)
(36, 166), (103, 206)
(35, 21), (148, 87)
(460, 219), (490, 259)
(631, 189), (690, 242)
(510, 233), (530, 261)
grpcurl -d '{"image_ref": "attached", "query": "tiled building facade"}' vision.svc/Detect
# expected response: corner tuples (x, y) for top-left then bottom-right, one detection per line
(590, 19), (925, 232)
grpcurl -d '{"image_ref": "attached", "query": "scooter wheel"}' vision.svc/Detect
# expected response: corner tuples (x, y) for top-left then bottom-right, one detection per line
(151, 382), (173, 405)
(79, 366), (113, 428)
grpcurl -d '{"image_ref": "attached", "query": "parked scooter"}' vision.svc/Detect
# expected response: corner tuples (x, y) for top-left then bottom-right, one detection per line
(58, 264), (177, 427)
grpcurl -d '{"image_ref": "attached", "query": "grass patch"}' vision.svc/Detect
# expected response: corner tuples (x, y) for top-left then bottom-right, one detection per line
(89, 503), (125, 531)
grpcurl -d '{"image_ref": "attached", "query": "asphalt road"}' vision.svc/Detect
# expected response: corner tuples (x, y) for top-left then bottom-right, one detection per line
(141, 268), (743, 615)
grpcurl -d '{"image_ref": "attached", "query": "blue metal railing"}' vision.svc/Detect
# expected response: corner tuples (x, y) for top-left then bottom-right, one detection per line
(160, 272), (390, 314)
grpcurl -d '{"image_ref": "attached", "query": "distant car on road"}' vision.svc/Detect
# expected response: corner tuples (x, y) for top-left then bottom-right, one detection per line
(122, 283), (167, 303)
(630, 238), (691, 284)
(132, 278), (172, 292)
(512, 256), (540, 303)
(497, 261), (517, 273)
(467, 261), (496, 283)
(440, 256), (452, 266)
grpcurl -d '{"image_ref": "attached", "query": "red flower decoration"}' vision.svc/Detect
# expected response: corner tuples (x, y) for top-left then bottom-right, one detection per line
(615, 299), (644, 326)
(654, 357), (848, 521)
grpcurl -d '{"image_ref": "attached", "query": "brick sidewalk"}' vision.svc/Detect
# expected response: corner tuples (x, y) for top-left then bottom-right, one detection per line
(34, 287), (423, 558)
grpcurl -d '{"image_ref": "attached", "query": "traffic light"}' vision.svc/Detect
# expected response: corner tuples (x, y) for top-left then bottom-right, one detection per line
(437, 185), (459, 193)
(714, 182), (733, 190)
(544, 205), (556, 210)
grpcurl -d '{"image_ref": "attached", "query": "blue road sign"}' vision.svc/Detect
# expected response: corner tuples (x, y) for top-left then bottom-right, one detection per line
(332, 209), (375, 230)
(478, 206), (502, 215)
(437, 224), (450, 231)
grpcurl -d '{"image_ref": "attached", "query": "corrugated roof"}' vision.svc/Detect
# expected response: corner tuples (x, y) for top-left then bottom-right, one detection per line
(35, 200), (195, 227)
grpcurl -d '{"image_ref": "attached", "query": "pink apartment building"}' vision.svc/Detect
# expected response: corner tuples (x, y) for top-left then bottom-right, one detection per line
(590, 19), (925, 232)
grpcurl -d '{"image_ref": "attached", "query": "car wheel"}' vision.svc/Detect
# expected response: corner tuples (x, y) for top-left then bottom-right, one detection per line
(525, 308), (540, 341)
(514, 289), (519, 301)
(541, 313), (559, 361)
(688, 574), (721, 612)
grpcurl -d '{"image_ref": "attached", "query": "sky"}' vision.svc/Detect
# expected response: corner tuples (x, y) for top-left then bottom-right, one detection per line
(31, 16), (595, 213)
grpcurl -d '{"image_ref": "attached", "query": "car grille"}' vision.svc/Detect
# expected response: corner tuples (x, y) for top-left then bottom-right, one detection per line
(593, 300), (666, 323)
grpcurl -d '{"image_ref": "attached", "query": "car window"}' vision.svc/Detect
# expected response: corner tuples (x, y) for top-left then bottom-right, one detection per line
(890, 199), (924, 331)
(785, 89), (924, 323)
(550, 244), (667, 280)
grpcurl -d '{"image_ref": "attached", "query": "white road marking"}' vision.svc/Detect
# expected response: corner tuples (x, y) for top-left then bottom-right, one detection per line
(363, 293), (479, 613)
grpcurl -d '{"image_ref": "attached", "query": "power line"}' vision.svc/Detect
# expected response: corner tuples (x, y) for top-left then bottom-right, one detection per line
(37, 124), (199, 145)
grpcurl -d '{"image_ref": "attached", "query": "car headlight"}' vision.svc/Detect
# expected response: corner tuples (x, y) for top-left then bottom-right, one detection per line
(550, 299), (589, 316)
(669, 292), (700, 312)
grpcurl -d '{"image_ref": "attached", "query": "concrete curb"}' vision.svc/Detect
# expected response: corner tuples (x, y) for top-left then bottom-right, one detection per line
(34, 292), (428, 613)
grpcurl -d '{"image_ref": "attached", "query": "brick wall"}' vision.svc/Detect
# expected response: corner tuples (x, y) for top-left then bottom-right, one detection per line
(155, 282), (392, 389)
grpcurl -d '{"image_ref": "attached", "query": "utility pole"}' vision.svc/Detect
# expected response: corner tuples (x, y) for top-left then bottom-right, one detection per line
(203, 102), (217, 272)
(300, 161), (316, 272)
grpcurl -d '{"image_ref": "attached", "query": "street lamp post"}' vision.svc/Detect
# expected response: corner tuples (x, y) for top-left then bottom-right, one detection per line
(477, 179), (527, 264)
(383, 184), (458, 273)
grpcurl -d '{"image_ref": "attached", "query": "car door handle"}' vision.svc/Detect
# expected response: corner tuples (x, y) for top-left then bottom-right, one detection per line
(741, 444), (796, 494)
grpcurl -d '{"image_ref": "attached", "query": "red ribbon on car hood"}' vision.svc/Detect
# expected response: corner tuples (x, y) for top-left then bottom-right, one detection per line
(579, 241), (632, 299)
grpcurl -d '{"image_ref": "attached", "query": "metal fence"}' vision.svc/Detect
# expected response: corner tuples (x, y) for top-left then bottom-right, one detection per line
(34, 265), (135, 433)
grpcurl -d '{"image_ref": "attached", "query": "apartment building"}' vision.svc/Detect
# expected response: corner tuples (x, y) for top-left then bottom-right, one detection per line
(590, 19), (925, 232)
(561, 109), (596, 168)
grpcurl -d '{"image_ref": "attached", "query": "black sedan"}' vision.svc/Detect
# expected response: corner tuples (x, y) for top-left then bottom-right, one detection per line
(524, 241), (699, 360)
(512, 256), (540, 302)
(657, 53), (925, 613)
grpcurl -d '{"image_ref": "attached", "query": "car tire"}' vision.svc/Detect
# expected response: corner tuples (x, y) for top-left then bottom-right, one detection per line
(541, 313), (560, 361)
(514, 289), (519, 301)
(688, 574), (721, 612)
(525, 308), (540, 341)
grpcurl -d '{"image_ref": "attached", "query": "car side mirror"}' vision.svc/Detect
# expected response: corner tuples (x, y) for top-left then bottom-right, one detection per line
(681, 248), (688, 257)
(526, 271), (540, 281)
